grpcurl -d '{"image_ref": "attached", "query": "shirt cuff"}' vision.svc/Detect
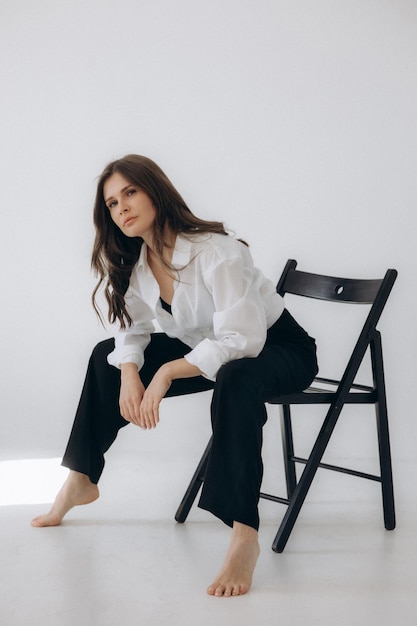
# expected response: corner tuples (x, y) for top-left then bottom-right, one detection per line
(184, 339), (226, 381)
(107, 349), (144, 371)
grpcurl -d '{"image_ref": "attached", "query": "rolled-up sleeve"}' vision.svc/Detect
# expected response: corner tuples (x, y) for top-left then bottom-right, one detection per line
(107, 288), (155, 371)
(184, 250), (270, 380)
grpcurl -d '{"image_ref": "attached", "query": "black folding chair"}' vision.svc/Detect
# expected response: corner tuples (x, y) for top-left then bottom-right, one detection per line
(175, 260), (397, 552)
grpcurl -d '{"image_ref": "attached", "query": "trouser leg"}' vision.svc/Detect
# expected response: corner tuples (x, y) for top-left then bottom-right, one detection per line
(198, 336), (318, 530)
(198, 358), (268, 530)
(61, 339), (124, 483)
(62, 335), (214, 484)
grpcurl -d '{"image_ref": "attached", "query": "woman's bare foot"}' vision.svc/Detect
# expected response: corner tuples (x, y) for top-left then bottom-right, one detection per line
(31, 470), (99, 527)
(207, 522), (260, 597)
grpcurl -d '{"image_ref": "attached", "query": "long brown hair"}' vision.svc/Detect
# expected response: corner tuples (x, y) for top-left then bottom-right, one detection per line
(91, 154), (228, 328)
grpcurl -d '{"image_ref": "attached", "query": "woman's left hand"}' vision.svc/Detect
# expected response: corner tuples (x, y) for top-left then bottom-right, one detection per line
(139, 366), (173, 429)
(139, 358), (203, 429)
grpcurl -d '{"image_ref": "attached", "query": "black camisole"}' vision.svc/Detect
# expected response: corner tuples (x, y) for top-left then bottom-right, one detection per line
(160, 297), (172, 315)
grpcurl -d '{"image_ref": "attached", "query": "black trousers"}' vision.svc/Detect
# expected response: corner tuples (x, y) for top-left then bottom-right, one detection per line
(62, 309), (318, 530)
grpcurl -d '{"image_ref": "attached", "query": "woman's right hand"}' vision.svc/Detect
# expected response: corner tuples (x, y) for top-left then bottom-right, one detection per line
(119, 363), (146, 427)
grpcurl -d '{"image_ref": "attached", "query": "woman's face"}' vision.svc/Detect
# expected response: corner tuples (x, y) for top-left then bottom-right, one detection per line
(103, 172), (157, 243)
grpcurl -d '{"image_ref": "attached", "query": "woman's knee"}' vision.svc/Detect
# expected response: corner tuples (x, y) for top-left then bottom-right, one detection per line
(216, 358), (260, 393)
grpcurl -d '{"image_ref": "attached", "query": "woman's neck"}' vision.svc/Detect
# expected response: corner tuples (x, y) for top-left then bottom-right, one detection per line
(145, 228), (176, 266)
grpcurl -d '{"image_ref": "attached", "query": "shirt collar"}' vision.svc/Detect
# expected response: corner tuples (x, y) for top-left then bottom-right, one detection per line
(137, 234), (193, 272)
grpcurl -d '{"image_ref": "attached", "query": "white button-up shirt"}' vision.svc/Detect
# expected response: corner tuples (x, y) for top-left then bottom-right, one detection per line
(107, 233), (285, 380)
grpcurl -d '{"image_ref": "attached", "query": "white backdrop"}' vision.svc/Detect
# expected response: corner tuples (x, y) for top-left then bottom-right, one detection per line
(1, 1), (416, 499)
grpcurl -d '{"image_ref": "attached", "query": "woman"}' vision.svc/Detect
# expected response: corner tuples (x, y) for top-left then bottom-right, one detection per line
(32, 155), (318, 597)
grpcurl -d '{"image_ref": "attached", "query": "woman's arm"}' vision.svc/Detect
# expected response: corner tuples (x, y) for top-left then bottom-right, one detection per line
(184, 245), (283, 380)
(138, 358), (203, 429)
(108, 283), (156, 372)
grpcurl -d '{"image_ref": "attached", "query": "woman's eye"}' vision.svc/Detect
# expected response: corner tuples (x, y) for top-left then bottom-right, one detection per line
(108, 201), (117, 209)
(127, 188), (136, 196)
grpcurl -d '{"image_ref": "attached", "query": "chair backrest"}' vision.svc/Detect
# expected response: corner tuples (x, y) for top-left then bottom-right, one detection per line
(276, 259), (396, 305)
(276, 260), (398, 399)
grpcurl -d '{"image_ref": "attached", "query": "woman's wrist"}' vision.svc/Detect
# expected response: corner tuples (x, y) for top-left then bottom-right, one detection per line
(161, 358), (202, 380)
(121, 362), (140, 377)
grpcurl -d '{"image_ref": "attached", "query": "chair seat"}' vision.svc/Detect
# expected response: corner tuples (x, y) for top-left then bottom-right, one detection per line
(270, 377), (378, 405)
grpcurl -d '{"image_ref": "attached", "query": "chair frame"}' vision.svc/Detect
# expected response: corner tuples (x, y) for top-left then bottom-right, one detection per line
(175, 259), (397, 552)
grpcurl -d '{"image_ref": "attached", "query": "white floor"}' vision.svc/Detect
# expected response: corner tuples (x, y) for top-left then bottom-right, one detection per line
(1, 404), (416, 626)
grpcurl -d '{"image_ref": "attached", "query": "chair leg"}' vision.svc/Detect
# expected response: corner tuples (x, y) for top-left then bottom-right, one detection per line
(280, 404), (297, 498)
(272, 403), (343, 552)
(175, 436), (212, 523)
(371, 334), (396, 530)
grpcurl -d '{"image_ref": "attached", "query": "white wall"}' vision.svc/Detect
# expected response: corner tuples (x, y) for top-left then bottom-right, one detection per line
(1, 1), (416, 487)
